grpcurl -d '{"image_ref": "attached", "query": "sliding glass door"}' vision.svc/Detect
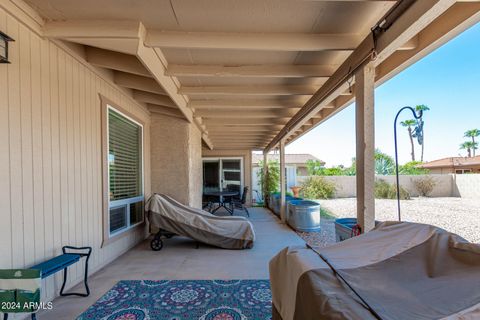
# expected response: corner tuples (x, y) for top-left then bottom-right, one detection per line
(203, 158), (243, 194)
(203, 160), (220, 192)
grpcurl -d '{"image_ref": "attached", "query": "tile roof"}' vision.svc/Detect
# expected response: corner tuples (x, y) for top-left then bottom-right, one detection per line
(419, 155), (480, 168)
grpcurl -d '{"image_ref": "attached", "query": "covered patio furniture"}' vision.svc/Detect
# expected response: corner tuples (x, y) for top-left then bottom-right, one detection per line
(269, 222), (480, 320)
(146, 194), (255, 250)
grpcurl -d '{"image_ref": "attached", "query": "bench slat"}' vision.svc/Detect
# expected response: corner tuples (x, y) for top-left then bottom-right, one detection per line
(31, 254), (81, 279)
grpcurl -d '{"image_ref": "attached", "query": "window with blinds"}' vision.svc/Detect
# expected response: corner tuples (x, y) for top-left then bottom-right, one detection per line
(108, 106), (144, 235)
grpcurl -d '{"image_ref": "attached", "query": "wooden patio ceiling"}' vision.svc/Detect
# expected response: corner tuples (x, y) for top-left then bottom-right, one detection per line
(25, 0), (480, 150)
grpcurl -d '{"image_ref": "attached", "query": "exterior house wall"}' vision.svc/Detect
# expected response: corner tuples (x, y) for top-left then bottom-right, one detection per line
(297, 166), (309, 176)
(0, 3), (151, 306)
(150, 114), (202, 208)
(427, 167), (455, 174)
(202, 149), (252, 204)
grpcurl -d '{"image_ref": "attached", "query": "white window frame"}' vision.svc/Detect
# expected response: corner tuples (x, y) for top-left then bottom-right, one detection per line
(106, 104), (145, 238)
(202, 157), (244, 192)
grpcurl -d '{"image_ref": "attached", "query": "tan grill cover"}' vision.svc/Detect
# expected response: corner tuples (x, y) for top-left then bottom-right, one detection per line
(270, 222), (480, 320)
(145, 194), (255, 249)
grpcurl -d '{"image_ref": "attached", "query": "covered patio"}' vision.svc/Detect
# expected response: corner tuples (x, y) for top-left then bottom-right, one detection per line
(1, 0), (480, 319)
(37, 208), (302, 318)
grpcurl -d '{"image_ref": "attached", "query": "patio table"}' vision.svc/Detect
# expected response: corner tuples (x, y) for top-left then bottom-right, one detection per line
(204, 191), (239, 215)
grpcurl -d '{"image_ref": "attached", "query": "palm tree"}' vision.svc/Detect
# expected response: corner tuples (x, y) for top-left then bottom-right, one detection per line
(464, 129), (480, 156)
(459, 141), (478, 158)
(415, 105), (429, 161)
(401, 119), (417, 161)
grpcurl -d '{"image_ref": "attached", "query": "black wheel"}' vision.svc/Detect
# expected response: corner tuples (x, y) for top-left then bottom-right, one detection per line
(150, 238), (163, 251)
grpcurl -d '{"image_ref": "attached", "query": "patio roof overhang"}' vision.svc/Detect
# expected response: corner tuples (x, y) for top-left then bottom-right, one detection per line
(24, 0), (480, 151)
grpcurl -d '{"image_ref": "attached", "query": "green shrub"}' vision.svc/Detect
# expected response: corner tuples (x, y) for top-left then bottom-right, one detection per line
(257, 159), (280, 195)
(374, 179), (410, 200)
(399, 161), (430, 175)
(414, 176), (436, 196)
(300, 176), (336, 199)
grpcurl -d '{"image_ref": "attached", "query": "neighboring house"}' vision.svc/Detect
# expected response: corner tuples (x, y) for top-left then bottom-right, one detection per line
(251, 154), (322, 201)
(419, 156), (480, 174)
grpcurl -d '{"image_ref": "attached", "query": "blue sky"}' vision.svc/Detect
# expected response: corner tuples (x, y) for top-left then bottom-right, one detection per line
(287, 22), (480, 167)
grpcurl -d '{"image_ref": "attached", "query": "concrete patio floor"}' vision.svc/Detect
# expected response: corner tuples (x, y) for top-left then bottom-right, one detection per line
(39, 207), (304, 319)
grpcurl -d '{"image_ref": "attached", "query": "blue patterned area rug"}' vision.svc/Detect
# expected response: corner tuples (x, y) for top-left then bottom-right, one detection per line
(77, 280), (272, 320)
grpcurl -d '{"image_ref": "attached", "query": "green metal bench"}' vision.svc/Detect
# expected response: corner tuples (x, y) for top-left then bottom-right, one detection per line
(1, 246), (92, 320)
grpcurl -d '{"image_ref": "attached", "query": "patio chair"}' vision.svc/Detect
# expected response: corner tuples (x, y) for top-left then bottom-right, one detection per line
(230, 186), (249, 217)
(202, 194), (217, 212)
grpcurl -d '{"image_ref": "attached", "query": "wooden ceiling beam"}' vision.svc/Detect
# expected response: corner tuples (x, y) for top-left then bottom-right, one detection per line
(212, 137), (272, 142)
(114, 72), (166, 95)
(197, 109), (298, 118)
(377, 2), (480, 85)
(209, 132), (276, 136)
(180, 85), (317, 96)
(43, 20), (141, 38)
(214, 142), (267, 145)
(136, 38), (194, 122)
(166, 64), (335, 78)
(43, 20), (144, 54)
(148, 104), (185, 119)
(204, 118), (290, 125)
(265, 0), (457, 152)
(189, 97), (310, 110)
(146, 31), (361, 51)
(206, 126), (283, 132)
(132, 90), (176, 108)
(210, 138), (275, 142)
(85, 47), (151, 77)
(213, 146), (267, 150)
(136, 31), (214, 149)
(137, 31), (212, 148)
(43, 20), (213, 149)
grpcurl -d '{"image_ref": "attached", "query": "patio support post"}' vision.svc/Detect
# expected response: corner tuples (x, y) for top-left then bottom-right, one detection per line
(355, 61), (375, 233)
(279, 138), (287, 222)
(263, 152), (268, 208)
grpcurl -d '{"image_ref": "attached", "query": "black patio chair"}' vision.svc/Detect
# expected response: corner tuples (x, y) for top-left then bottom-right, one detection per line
(230, 186), (249, 217)
(202, 193), (219, 212)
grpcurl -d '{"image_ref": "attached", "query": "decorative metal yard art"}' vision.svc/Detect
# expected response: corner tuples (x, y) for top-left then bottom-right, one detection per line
(393, 107), (423, 221)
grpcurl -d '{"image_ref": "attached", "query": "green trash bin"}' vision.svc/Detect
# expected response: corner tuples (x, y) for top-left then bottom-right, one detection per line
(0, 269), (41, 318)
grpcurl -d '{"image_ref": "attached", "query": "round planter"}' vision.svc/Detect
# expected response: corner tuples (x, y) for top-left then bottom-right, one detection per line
(287, 200), (321, 232)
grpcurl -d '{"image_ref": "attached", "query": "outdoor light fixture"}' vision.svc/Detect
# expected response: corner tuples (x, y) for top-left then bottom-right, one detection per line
(0, 31), (14, 64)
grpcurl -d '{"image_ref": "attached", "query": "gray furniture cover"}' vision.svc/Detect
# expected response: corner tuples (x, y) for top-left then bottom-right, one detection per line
(145, 194), (255, 249)
(270, 221), (480, 320)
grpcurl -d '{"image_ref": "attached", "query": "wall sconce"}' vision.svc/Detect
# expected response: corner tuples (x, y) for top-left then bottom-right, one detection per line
(0, 31), (14, 64)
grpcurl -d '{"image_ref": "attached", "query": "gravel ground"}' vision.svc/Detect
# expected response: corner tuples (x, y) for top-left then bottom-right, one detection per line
(297, 197), (480, 247)
(296, 218), (337, 248)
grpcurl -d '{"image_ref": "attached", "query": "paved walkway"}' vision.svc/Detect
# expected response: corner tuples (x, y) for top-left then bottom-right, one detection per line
(40, 207), (304, 319)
